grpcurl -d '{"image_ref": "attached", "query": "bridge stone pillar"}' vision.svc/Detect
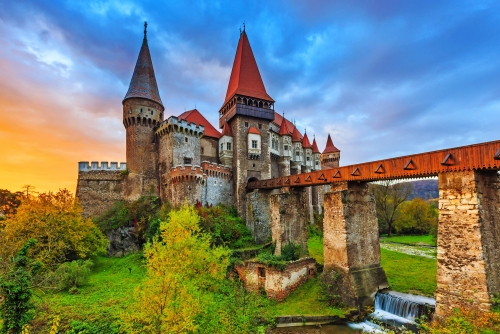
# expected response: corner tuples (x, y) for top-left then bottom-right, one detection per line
(435, 170), (500, 317)
(270, 188), (309, 256)
(323, 181), (389, 307)
(246, 189), (272, 244)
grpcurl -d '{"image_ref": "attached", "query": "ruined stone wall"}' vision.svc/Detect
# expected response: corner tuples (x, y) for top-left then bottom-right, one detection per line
(76, 170), (125, 218)
(230, 115), (271, 218)
(246, 190), (272, 243)
(270, 189), (309, 256)
(235, 258), (316, 301)
(201, 137), (218, 163)
(435, 170), (500, 316)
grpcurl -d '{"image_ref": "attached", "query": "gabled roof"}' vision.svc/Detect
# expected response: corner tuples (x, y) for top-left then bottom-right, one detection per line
(291, 126), (303, 142)
(248, 126), (261, 135)
(224, 31), (274, 105)
(278, 116), (291, 136)
(178, 109), (221, 139)
(123, 30), (163, 107)
(302, 133), (312, 149)
(312, 138), (320, 153)
(221, 123), (233, 137)
(323, 134), (340, 154)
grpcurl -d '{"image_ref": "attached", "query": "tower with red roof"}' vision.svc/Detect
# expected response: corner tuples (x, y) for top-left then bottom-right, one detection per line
(219, 28), (275, 216)
(322, 134), (341, 169)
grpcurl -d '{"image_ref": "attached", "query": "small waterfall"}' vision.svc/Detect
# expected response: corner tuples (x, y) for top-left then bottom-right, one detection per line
(349, 290), (435, 333)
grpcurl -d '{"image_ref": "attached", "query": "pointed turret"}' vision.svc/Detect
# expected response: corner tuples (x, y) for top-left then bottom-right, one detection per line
(278, 116), (291, 136)
(302, 133), (312, 148)
(292, 127), (302, 142)
(224, 31), (273, 105)
(221, 123), (233, 136)
(123, 23), (163, 107)
(312, 138), (320, 154)
(323, 134), (340, 154)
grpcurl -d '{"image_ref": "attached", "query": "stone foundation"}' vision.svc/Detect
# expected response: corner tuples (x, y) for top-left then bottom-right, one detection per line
(235, 257), (316, 301)
(435, 170), (500, 317)
(323, 181), (388, 307)
(246, 190), (272, 243)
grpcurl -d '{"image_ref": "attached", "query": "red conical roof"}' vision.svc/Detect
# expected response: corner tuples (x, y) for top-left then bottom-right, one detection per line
(291, 127), (303, 142)
(178, 109), (221, 139)
(123, 30), (163, 107)
(312, 138), (320, 153)
(278, 117), (291, 136)
(323, 134), (340, 154)
(221, 123), (233, 136)
(224, 31), (274, 105)
(302, 133), (312, 148)
(248, 126), (261, 134)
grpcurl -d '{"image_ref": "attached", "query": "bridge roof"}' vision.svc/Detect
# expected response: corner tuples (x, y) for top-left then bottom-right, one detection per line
(247, 140), (500, 189)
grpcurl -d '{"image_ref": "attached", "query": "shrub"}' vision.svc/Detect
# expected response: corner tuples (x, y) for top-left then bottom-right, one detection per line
(54, 259), (94, 291)
(0, 239), (42, 334)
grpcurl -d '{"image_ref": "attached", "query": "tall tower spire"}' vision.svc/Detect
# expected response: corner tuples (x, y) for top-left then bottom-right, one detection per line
(123, 21), (163, 107)
(122, 23), (164, 200)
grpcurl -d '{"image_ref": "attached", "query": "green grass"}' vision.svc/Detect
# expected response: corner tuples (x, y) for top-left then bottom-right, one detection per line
(380, 248), (436, 296)
(270, 277), (347, 317)
(33, 254), (145, 331)
(307, 236), (324, 264)
(308, 236), (436, 296)
(380, 235), (436, 247)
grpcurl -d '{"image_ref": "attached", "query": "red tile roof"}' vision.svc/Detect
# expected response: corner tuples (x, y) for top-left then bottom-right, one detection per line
(177, 109), (221, 139)
(224, 31), (274, 105)
(292, 126), (302, 142)
(302, 133), (312, 148)
(312, 138), (320, 153)
(273, 112), (299, 138)
(221, 123), (233, 136)
(248, 126), (261, 134)
(123, 34), (163, 107)
(323, 134), (340, 154)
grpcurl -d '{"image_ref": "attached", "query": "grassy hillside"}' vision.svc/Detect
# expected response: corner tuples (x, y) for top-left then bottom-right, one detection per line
(33, 254), (145, 332)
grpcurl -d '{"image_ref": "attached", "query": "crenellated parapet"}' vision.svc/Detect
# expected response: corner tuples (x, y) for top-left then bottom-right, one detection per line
(78, 161), (127, 171)
(201, 161), (232, 180)
(170, 165), (206, 184)
(156, 116), (205, 138)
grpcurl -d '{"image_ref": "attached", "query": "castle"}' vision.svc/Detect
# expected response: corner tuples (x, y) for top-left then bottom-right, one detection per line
(76, 24), (340, 227)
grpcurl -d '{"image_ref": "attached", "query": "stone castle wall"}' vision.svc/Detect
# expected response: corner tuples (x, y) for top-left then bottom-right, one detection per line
(203, 162), (233, 206)
(76, 165), (126, 218)
(246, 190), (272, 243)
(201, 137), (218, 163)
(230, 115), (272, 218)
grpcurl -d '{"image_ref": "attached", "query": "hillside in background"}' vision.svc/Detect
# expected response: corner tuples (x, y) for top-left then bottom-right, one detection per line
(407, 179), (438, 200)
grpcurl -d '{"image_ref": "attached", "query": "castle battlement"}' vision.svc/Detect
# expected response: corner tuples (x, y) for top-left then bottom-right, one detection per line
(171, 164), (205, 184)
(78, 161), (127, 172)
(201, 161), (232, 179)
(156, 116), (205, 137)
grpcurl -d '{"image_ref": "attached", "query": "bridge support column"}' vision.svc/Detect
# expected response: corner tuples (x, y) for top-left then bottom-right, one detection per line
(246, 190), (272, 244)
(435, 170), (500, 317)
(323, 181), (388, 307)
(270, 188), (309, 256)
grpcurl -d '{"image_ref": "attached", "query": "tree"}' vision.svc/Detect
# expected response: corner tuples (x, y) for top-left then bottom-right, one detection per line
(0, 189), (108, 270)
(394, 198), (438, 235)
(0, 239), (42, 334)
(371, 180), (413, 237)
(0, 189), (22, 217)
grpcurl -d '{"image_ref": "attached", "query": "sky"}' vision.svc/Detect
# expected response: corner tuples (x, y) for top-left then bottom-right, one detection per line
(1, 0), (499, 193)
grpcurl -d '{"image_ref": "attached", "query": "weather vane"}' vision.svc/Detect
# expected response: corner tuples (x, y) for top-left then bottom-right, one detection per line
(243, 22), (245, 31)
(144, 21), (148, 39)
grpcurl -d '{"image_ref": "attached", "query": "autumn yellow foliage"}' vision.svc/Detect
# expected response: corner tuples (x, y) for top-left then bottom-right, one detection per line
(0, 189), (108, 270)
(123, 203), (232, 333)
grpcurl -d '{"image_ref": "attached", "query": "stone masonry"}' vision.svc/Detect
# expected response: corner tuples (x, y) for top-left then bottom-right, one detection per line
(435, 170), (500, 317)
(270, 188), (309, 256)
(323, 181), (389, 307)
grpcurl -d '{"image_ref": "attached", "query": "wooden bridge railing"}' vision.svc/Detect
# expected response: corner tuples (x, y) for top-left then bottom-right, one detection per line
(247, 140), (500, 190)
